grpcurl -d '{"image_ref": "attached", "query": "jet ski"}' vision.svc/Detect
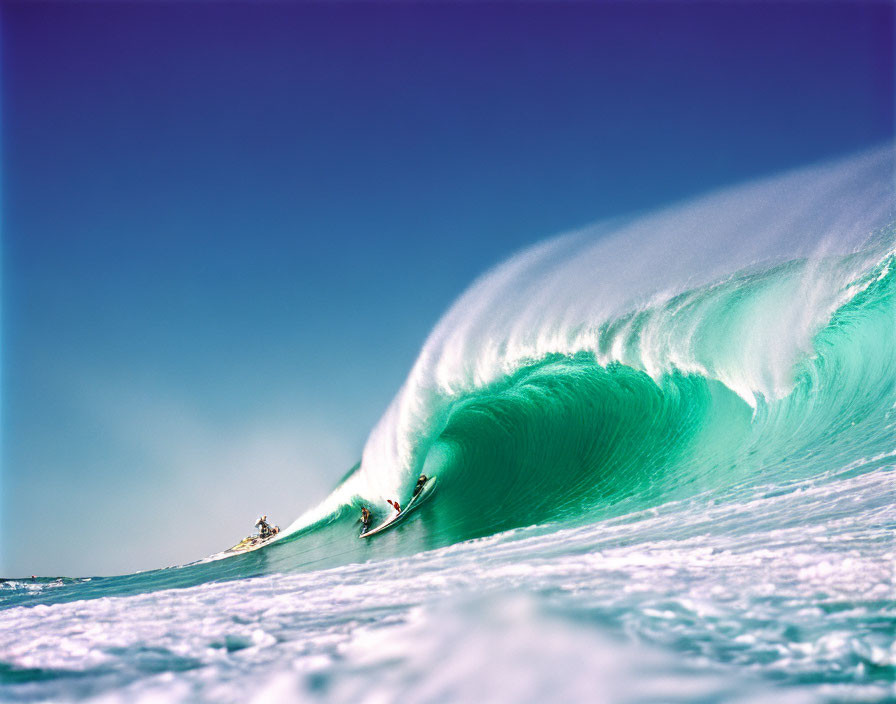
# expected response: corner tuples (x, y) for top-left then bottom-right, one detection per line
(225, 516), (281, 554)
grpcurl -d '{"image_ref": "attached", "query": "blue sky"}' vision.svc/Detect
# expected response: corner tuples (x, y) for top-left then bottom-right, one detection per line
(2, 2), (893, 576)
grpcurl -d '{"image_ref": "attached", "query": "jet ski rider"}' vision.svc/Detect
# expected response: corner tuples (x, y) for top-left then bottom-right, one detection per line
(255, 515), (279, 540)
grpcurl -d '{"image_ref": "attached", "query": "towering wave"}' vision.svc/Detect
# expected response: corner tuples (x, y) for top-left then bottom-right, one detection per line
(284, 146), (895, 547)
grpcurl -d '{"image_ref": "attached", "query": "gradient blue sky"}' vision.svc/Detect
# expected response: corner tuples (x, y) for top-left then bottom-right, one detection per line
(2, 2), (893, 576)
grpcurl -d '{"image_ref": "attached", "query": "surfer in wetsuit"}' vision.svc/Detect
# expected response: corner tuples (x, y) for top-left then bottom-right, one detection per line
(413, 474), (428, 498)
(360, 507), (371, 530)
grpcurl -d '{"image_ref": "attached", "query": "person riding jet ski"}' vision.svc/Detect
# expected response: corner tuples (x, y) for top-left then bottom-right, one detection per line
(254, 515), (279, 540)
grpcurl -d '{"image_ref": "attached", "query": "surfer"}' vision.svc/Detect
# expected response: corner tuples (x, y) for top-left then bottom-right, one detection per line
(360, 507), (371, 529)
(413, 474), (428, 498)
(387, 499), (402, 514)
(254, 515), (278, 540)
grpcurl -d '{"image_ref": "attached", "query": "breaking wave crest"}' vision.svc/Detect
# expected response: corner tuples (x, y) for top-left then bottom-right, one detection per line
(283, 145), (895, 548)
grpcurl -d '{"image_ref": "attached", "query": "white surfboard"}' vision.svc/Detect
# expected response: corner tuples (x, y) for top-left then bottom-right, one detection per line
(359, 476), (436, 539)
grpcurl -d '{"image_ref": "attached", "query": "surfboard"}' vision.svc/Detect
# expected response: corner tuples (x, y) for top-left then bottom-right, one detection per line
(359, 476), (436, 539)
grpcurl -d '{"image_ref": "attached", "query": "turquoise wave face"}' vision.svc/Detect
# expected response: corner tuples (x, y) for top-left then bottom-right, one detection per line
(341, 245), (896, 547)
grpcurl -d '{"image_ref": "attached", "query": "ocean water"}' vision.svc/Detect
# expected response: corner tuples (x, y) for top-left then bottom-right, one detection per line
(2, 147), (895, 703)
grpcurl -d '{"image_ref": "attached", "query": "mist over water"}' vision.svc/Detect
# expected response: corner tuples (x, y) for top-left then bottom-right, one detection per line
(2, 147), (895, 702)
